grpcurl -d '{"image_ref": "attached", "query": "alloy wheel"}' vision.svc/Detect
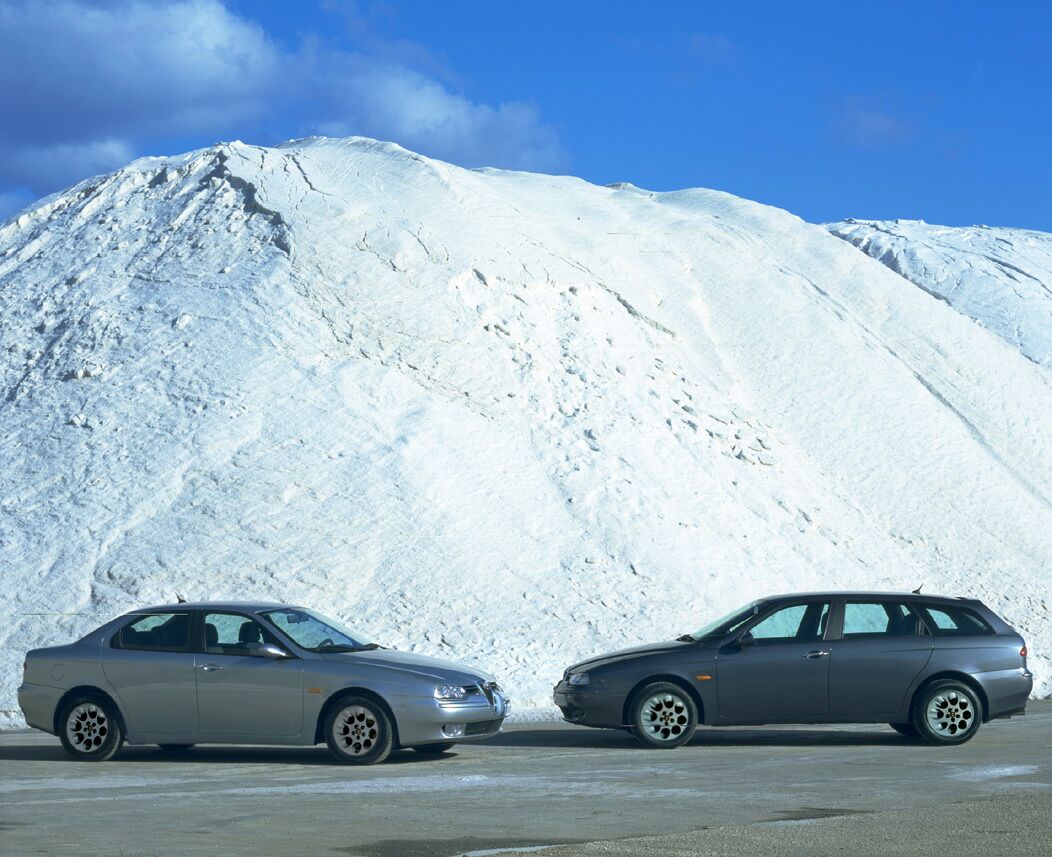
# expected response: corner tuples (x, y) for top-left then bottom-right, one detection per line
(926, 690), (976, 737)
(332, 704), (381, 756)
(640, 692), (691, 742)
(66, 703), (110, 753)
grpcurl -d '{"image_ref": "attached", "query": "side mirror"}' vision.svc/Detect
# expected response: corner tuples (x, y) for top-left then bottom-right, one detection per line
(259, 643), (290, 659)
(720, 632), (752, 655)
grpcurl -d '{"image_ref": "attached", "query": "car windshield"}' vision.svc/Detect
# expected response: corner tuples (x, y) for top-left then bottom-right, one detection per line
(261, 608), (374, 652)
(686, 600), (766, 641)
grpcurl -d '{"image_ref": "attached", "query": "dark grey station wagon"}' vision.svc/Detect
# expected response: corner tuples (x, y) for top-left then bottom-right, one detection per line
(554, 592), (1032, 748)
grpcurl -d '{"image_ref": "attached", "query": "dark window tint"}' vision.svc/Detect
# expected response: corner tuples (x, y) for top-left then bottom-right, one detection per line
(747, 602), (830, 643)
(203, 612), (281, 656)
(920, 605), (993, 636)
(842, 602), (921, 637)
(116, 613), (190, 652)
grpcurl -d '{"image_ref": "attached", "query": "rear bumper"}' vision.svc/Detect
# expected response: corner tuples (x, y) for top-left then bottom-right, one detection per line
(17, 681), (63, 734)
(975, 668), (1033, 720)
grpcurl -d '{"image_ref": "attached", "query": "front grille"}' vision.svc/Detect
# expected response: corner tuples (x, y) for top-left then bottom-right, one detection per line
(464, 719), (502, 736)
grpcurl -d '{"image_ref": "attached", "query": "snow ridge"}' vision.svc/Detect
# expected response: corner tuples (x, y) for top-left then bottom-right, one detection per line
(1, 138), (1049, 728)
(827, 218), (1052, 367)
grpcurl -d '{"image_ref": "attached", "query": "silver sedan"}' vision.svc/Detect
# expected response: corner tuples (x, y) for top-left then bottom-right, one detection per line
(18, 601), (509, 764)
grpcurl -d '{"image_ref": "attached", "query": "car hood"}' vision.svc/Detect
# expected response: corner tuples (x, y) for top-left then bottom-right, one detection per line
(321, 648), (494, 685)
(568, 639), (702, 673)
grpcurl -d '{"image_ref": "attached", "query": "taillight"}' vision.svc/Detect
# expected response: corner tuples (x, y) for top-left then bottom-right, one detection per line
(1020, 645), (1028, 658)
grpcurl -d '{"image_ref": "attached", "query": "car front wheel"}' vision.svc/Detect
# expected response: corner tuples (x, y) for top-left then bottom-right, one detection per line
(912, 680), (982, 745)
(628, 682), (698, 749)
(58, 694), (124, 761)
(324, 696), (395, 764)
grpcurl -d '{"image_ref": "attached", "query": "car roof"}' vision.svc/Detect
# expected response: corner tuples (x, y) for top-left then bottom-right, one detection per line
(764, 591), (973, 604)
(134, 601), (296, 613)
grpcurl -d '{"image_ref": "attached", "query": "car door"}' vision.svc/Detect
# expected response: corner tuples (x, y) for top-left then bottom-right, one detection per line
(827, 599), (934, 717)
(716, 600), (832, 721)
(101, 611), (199, 738)
(195, 611), (304, 739)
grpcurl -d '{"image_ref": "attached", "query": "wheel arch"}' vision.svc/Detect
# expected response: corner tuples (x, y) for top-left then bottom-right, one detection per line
(912, 671), (990, 722)
(621, 674), (705, 727)
(53, 686), (128, 738)
(314, 686), (401, 747)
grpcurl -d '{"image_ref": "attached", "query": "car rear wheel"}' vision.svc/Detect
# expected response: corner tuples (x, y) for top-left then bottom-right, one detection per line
(411, 742), (455, 754)
(58, 694), (123, 761)
(324, 696), (394, 765)
(911, 680), (982, 745)
(628, 682), (698, 749)
(889, 723), (919, 738)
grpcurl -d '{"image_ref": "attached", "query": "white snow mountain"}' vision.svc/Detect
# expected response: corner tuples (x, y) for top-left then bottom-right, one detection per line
(1, 137), (1049, 727)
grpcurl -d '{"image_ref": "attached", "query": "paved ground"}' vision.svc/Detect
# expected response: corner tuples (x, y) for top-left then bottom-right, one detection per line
(1, 703), (1049, 857)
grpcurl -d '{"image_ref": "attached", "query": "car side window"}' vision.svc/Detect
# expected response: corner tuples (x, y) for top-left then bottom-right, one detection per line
(920, 605), (993, 636)
(203, 612), (280, 656)
(115, 613), (190, 652)
(842, 601), (921, 637)
(748, 602), (830, 643)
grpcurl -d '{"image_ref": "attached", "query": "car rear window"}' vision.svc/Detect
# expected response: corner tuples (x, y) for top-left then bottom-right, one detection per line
(113, 612), (191, 652)
(919, 605), (994, 636)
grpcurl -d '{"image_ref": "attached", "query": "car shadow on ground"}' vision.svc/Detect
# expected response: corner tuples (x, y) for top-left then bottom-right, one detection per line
(487, 726), (911, 749)
(0, 743), (458, 766)
(0, 726), (921, 765)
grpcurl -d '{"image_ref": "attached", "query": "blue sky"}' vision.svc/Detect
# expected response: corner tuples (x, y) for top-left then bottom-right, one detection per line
(1, 0), (1050, 229)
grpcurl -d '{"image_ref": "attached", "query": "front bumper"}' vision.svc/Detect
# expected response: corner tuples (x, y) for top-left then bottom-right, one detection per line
(395, 690), (510, 747)
(17, 681), (63, 734)
(553, 681), (622, 728)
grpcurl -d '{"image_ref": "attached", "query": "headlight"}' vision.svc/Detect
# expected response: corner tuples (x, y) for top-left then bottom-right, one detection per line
(567, 672), (590, 687)
(434, 685), (467, 700)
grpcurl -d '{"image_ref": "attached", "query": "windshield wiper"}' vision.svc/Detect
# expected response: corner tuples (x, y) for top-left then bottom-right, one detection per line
(316, 642), (382, 653)
(675, 633), (696, 643)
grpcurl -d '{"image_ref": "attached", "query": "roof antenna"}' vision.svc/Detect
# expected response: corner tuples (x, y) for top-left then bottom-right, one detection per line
(176, 593), (187, 604)
(911, 584), (923, 594)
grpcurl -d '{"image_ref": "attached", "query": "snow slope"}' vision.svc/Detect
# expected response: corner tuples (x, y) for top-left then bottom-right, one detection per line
(1, 138), (1049, 728)
(827, 219), (1052, 367)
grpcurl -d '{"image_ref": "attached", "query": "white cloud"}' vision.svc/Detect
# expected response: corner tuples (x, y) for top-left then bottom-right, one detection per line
(685, 33), (738, 67)
(3, 139), (135, 191)
(0, 0), (565, 197)
(315, 59), (565, 172)
(838, 107), (913, 148)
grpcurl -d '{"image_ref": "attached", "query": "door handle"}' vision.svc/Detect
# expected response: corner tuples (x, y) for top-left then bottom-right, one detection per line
(199, 663), (222, 672)
(803, 650), (830, 659)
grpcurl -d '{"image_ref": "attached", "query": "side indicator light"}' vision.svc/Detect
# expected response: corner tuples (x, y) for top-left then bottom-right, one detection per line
(695, 674), (712, 681)
(1020, 646), (1027, 658)
(307, 688), (323, 694)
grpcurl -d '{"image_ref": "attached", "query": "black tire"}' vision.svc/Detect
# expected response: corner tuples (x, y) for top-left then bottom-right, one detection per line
(628, 681), (698, 749)
(58, 694), (124, 762)
(324, 694), (395, 765)
(911, 679), (983, 746)
(157, 744), (195, 752)
(411, 742), (455, 754)
(889, 722), (919, 738)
